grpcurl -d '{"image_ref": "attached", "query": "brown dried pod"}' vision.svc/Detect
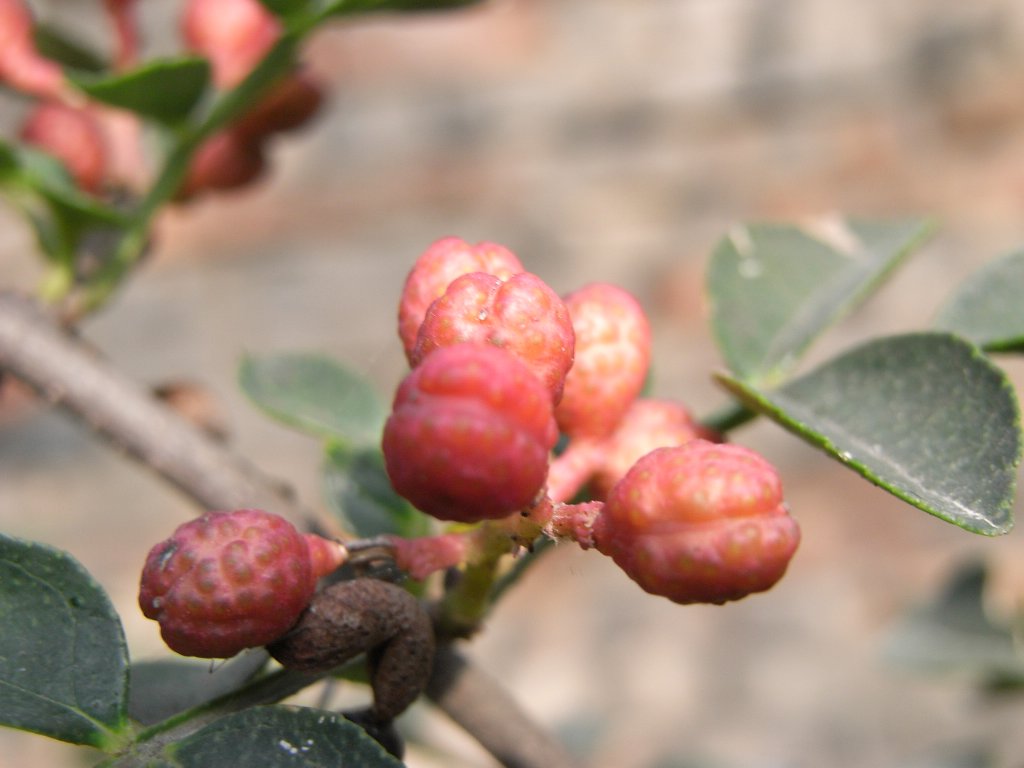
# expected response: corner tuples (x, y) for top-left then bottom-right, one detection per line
(267, 578), (435, 723)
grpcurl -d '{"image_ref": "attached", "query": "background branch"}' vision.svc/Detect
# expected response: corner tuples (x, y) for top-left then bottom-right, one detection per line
(0, 289), (578, 768)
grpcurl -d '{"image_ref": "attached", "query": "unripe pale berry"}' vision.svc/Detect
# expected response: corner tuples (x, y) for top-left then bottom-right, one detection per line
(589, 399), (717, 499)
(555, 283), (652, 439)
(398, 237), (524, 362)
(20, 102), (108, 193)
(597, 441), (800, 605)
(412, 271), (575, 403)
(382, 343), (558, 522)
(139, 509), (345, 658)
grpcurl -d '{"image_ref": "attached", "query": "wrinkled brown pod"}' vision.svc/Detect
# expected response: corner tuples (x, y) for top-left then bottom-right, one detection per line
(267, 578), (435, 725)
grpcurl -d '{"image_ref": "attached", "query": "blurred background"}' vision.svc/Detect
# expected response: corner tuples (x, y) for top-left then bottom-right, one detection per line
(4, 1), (1024, 766)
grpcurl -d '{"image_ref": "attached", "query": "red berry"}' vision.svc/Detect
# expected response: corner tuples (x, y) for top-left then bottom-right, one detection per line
(412, 271), (575, 403)
(589, 399), (716, 499)
(397, 237), (524, 362)
(0, 0), (65, 98)
(554, 283), (651, 438)
(382, 343), (558, 523)
(176, 130), (265, 200)
(139, 509), (345, 658)
(597, 441), (800, 605)
(181, 0), (281, 88)
(233, 70), (325, 140)
(20, 102), (108, 193)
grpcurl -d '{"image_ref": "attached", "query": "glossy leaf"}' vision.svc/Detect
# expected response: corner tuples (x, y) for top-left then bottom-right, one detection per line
(934, 249), (1024, 351)
(717, 333), (1020, 535)
(883, 560), (1024, 685)
(70, 58), (210, 125)
(708, 217), (934, 385)
(323, 442), (431, 539)
(0, 535), (129, 749)
(128, 652), (269, 726)
(239, 353), (386, 446)
(163, 707), (403, 767)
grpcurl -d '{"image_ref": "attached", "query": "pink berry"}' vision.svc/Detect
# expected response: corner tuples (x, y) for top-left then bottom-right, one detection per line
(382, 343), (558, 523)
(596, 441), (800, 605)
(0, 0), (65, 98)
(181, 0), (281, 88)
(20, 102), (108, 193)
(589, 399), (717, 499)
(397, 237), (524, 362)
(412, 271), (575, 403)
(139, 509), (345, 658)
(554, 283), (651, 439)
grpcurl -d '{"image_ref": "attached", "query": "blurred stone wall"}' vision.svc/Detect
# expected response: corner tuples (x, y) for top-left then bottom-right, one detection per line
(5, 1), (1024, 767)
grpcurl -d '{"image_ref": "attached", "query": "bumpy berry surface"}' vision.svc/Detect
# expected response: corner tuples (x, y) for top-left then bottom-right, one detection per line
(181, 0), (281, 87)
(555, 283), (651, 439)
(597, 441), (800, 605)
(589, 399), (717, 499)
(412, 271), (575, 403)
(382, 343), (558, 522)
(139, 509), (344, 658)
(20, 102), (107, 192)
(397, 237), (524, 361)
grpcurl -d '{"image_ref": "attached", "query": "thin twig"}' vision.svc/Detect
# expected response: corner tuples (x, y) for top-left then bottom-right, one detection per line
(0, 290), (577, 768)
(427, 643), (581, 768)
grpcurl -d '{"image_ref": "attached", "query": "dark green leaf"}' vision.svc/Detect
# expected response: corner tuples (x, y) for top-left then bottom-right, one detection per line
(128, 652), (269, 726)
(256, 0), (311, 16)
(318, 0), (483, 17)
(707, 217), (934, 385)
(323, 443), (431, 539)
(0, 535), (129, 749)
(883, 560), (1024, 685)
(717, 333), (1020, 534)
(70, 58), (210, 125)
(164, 707), (403, 767)
(239, 353), (386, 447)
(33, 23), (107, 72)
(934, 249), (1024, 351)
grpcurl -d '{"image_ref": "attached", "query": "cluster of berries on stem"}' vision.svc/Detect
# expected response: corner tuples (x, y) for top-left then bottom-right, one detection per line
(1, 0), (323, 201)
(383, 236), (801, 609)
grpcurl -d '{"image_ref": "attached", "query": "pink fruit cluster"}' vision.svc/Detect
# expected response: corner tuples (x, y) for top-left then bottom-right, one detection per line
(384, 236), (801, 604)
(139, 508), (345, 658)
(2, 0), (322, 200)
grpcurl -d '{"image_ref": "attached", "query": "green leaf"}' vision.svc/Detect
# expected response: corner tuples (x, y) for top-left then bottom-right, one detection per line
(707, 217), (934, 385)
(717, 333), (1021, 535)
(33, 23), (107, 72)
(70, 58), (211, 125)
(323, 443), (431, 539)
(0, 535), (130, 749)
(164, 707), (403, 767)
(256, 0), (311, 16)
(318, 0), (483, 17)
(934, 249), (1024, 351)
(883, 560), (1024, 686)
(128, 652), (269, 726)
(239, 353), (387, 447)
